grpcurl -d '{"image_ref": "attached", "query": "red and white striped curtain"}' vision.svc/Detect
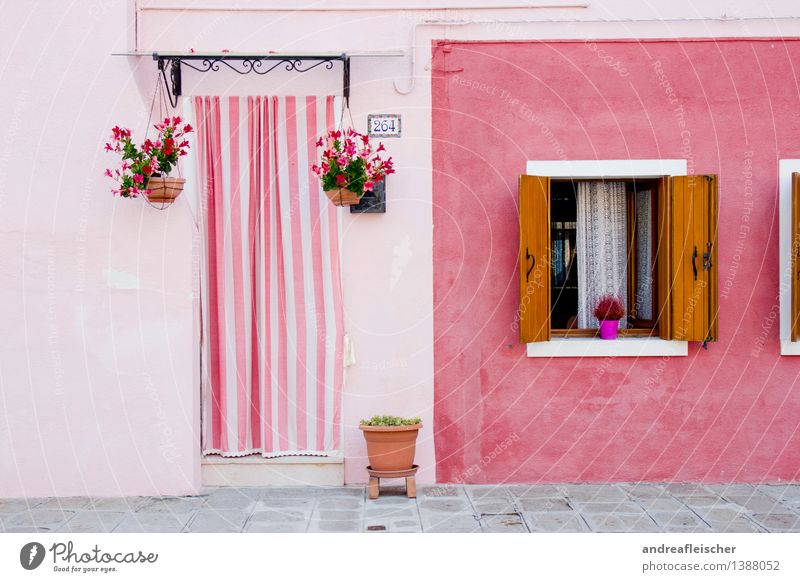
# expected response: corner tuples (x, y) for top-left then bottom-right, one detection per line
(192, 96), (344, 457)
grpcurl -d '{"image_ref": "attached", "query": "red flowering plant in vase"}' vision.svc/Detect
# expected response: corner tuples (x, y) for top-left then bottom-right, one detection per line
(311, 128), (395, 206)
(593, 294), (626, 340)
(104, 116), (193, 200)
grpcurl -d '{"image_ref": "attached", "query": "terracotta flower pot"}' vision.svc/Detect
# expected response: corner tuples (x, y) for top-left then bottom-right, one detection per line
(325, 187), (361, 206)
(146, 176), (186, 204)
(360, 424), (422, 472)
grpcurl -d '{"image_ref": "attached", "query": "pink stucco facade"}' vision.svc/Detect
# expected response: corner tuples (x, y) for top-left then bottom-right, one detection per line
(432, 39), (800, 484)
(2, 2), (800, 497)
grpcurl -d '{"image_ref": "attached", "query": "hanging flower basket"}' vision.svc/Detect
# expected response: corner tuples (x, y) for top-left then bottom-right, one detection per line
(104, 117), (193, 202)
(311, 128), (394, 207)
(325, 187), (361, 206)
(145, 176), (186, 204)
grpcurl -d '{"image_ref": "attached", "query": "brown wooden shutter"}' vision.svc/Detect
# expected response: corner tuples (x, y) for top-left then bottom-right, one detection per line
(656, 176), (673, 340)
(519, 175), (550, 343)
(667, 175), (718, 342)
(792, 172), (800, 342)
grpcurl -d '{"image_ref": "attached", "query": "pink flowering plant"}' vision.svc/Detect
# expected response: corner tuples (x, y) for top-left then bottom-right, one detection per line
(104, 116), (193, 197)
(311, 128), (394, 197)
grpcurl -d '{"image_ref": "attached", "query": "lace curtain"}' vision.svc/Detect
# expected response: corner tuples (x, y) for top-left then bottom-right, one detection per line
(576, 181), (628, 329)
(634, 190), (653, 320)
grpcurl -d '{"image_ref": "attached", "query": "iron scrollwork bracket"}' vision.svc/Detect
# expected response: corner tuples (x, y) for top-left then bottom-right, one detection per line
(154, 53), (350, 109)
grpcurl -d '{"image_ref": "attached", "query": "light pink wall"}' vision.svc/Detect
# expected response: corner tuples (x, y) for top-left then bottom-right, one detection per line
(0, 3), (200, 497)
(432, 39), (800, 483)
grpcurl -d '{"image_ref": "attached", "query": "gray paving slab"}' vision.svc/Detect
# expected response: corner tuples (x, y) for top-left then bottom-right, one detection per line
(255, 498), (315, 511)
(692, 506), (754, 523)
(710, 518), (765, 533)
(309, 519), (361, 532)
(636, 497), (688, 512)
(260, 487), (322, 499)
(422, 514), (482, 533)
(664, 484), (713, 497)
(480, 513), (528, 533)
(563, 484), (630, 502)
(706, 484), (756, 496)
(4, 509), (75, 531)
(186, 509), (249, 533)
(419, 485), (464, 498)
(113, 513), (191, 533)
(750, 512), (800, 531)
(572, 501), (646, 514)
(91, 497), (147, 512)
(37, 497), (92, 511)
(203, 488), (260, 510)
(249, 509), (307, 523)
(419, 497), (471, 512)
(58, 511), (125, 533)
(465, 485), (511, 500)
(722, 493), (790, 514)
(620, 483), (668, 499)
(317, 497), (362, 511)
(648, 511), (708, 530)
(678, 494), (732, 508)
(245, 521), (306, 533)
(365, 507), (417, 520)
(0, 499), (44, 513)
(136, 497), (206, 513)
(508, 484), (566, 498)
(472, 499), (518, 514)
(758, 484), (800, 501)
(318, 509), (361, 521)
(582, 513), (661, 533)
(523, 511), (590, 532)
(315, 487), (364, 498)
(517, 497), (572, 512)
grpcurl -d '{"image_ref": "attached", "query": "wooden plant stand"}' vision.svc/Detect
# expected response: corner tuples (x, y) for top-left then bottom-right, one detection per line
(366, 465), (419, 500)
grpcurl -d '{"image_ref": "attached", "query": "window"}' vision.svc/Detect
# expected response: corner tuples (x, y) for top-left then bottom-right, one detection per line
(519, 160), (718, 354)
(548, 178), (658, 336)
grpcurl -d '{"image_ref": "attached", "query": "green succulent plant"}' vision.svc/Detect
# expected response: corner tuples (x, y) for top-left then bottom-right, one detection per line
(360, 415), (421, 427)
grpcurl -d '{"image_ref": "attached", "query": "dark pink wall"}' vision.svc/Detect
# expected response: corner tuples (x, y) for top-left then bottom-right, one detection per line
(432, 39), (800, 483)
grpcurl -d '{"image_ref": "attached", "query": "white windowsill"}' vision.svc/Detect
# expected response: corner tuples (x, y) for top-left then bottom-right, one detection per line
(526, 337), (688, 358)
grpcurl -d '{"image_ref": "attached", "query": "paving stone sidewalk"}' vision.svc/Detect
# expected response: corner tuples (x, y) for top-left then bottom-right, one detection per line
(2, 483), (800, 533)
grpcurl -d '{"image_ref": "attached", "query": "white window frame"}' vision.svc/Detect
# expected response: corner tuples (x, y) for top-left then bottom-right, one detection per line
(779, 159), (800, 355)
(525, 159), (689, 358)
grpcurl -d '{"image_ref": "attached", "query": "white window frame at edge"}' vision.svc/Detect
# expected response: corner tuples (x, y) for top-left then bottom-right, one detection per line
(779, 160), (800, 355)
(525, 159), (689, 358)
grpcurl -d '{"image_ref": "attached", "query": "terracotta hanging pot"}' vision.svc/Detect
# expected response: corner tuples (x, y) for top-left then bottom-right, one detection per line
(325, 187), (361, 206)
(146, 176), (186, 204)
(360, 423), (422, 472)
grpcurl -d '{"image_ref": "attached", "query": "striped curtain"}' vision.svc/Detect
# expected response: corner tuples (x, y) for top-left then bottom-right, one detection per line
(193, 96), (344, 457)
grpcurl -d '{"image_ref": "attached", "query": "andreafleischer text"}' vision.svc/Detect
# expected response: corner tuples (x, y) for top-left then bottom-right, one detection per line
(642, 543), (735, 554)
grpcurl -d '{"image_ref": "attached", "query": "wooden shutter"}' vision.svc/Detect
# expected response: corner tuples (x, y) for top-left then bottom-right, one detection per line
(656, 176), (673, 340)
(519, 175), (550, 343)
(664, 175), (718, 342)
(792, 173), (800, 342)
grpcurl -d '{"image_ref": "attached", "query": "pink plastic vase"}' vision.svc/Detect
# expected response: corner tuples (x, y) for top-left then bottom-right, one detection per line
(598, 319), (619, 340)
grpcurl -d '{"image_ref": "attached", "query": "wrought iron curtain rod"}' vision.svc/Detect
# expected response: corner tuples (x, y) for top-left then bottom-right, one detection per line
(151, 52), (351, 109)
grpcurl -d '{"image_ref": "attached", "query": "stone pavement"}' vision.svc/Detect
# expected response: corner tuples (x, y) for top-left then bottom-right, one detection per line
(2, 483), (800, 533)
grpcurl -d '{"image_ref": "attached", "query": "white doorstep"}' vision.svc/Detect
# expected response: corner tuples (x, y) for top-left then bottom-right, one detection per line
(201, 455), (344, 487)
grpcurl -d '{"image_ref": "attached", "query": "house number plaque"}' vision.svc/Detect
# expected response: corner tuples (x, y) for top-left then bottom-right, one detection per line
(367, 114), (401, 138)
